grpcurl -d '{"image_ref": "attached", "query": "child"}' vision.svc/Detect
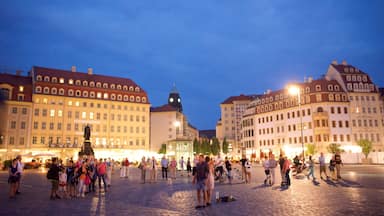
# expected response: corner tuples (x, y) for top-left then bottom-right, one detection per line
(59, 170), (68, 198)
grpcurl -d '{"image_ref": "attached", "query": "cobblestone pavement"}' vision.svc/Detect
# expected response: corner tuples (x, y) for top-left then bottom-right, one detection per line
(0, 164), (383, 216)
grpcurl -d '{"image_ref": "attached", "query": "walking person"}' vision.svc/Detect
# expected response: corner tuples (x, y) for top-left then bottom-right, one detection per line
(192, 154), (209, 209)
(88, 159), (96, 193)
(244, 158), (252, 184)
(105, 158), (112, 187)
(47, 158), (61, 200)
(334, 152), (343, 180)
(179, 156), (185, 176)
(262, 155), (270, 185)
(225, 157), (232, 184)
(77, 160), (88, 198)
(120, 158), (126, 178)
(318, 152), (329, 180)
(268, 154), (277, 185)
(15, 155), (23, 195)
(170, 157), (177, 179)
(282, 156), (291, 187)
(186, 157), (192, 177)
(161, 156), (168, 180)
(279, 154), (285, 184)
(66, 160), (76, 198)
(329, 155), (337, 180)
(306, 155), (316, 180)
(150, 156), (157, 183)
(124, 158), (130, 178)
(240, 155), (247, 181)
(139, 157), (147, 184)
(8, 159), (20, 199)
(205, 156), (215, 206)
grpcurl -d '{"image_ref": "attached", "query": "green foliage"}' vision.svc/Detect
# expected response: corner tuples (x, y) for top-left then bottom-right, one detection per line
(327, 143), (344, 154)
(357, 139), (372, 159)
(158, 144), (167, 154)
(305, 143), (316, 156)
(222, 138), (229, 154)
(201, 139), (211, 155)
(211, 137), (220, 156)
(193, 138), (200, 154)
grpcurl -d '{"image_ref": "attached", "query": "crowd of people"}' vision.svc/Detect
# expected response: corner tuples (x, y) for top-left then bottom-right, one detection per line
(45, 156), (114, 200)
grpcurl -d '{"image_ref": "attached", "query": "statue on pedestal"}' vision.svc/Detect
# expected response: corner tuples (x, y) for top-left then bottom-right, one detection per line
(79, 124), (94, 156)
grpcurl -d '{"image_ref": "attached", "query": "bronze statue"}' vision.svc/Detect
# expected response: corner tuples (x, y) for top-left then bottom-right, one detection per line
(84, 124), (91, 141)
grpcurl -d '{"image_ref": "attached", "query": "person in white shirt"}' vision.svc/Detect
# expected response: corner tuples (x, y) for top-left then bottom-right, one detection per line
(179, 156), (185, 176)
(268, 154), (278, 185)
(262, 156), (270, 185)
(16, 155), (23, 194)
(215, 154), (224, 180)
(150, 156), (157, 183)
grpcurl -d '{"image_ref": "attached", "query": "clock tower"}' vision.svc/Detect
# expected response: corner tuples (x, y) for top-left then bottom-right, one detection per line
(168, 85), (182, 112)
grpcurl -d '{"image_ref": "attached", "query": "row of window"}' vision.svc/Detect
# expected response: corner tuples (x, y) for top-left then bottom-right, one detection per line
(32, 122), (147, 133)
(34, 109), (146, 122)
(10, 107), (28, 115)
(35, 86), (147, 103)
(9, 121), (27, 129)
(0, 136), (25, 145)
(36, 75), (141, 92)
(352, 119), (382, 127)
(347, 83), (375, 91)
(31, 136), (146, 146)
(345, 74), (367, 82)
(349, 95), (377, 102)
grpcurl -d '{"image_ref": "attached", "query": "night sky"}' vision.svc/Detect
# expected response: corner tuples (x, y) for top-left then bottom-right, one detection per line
(1, 1), (383, 130)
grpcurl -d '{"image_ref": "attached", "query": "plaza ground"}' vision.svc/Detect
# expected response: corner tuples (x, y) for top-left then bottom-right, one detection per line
(0, 164), (383, 216)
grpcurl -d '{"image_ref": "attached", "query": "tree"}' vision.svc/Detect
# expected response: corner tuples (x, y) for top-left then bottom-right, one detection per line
(201, 139), (211, 155)
(327, 143), (344, 154)
(222, 138), (229, 154)
(158, 144), (167, 154)
(305, 143), (316, 156)
(211, 137), (220, 156)
(357, 139), (372, 159)
(193, 138), (200, 154)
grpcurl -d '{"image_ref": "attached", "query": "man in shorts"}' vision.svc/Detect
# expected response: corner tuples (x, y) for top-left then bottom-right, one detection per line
(192, 154), (209, 209)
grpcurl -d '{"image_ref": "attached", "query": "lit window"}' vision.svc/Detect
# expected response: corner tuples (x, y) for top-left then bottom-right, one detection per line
(50, 109), (55, 117)
(59, 78), (64, 83)
(19, 86), (24, 92)
(90, 112), (94, 120)
(43, 98), (48, 104)
(58, 110), (63, 117)
(75, 101), (80, 107)
(103, 93), (108, 99)
(82, 112), (86, 119)
(69, 79), (74, 85)
(68, 101), (72, 106)
(97, 92), (102, 98)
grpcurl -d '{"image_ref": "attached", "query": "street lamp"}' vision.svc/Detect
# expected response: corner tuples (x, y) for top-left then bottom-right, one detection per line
(288, 85), (305, 161)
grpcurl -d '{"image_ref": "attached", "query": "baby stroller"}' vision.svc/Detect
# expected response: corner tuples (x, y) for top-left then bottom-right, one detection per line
(263, 169), (272, 186)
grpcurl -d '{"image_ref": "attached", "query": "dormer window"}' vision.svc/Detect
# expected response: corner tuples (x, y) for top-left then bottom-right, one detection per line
(305, 87), (310, 93)
(123, 85), (128, 91)
(19, 86), (24, 92)
(315, 85), (321, 91)
(357, 76), (362, 82)
(36, 75), (42, 81)
(103, 93), (108, 99)
(123, 95), (129, 101)
(97, 92), (102, 98)
(117, 95), (122, 101)
(117, 85), (122, 90)
(59, 88), (65, 95)
(129, 86), (134, 91)
(59, 78), (64, 84)
(103, 83), (108, 88)
(111, 94), (116, 100)
(51, 88), (57, 95)
(346, 75), (351, 81)
(90, 81), (95, 87)
(110, 84), (115, 89)
(83, 91), (88, 97)
(44, 76), (50, 82)
(76, 90), (81, 97)
(69, 79), (74, 85)
(334, 85), (340, 91)
(328, 85), (333, 91)
(83, 81), (88, 86)
(142, 97), (146, 103)
(135, 87), (140, 92)
(75, 80), (81, 86)
(136, 96), (141, 102)
(68, 89), (74, 96)
(43, 87), (50, 94)
(35, 86), (42, 93)
(130, 96), (134, 102)
(52, 77), (58, 83)
(362, 76), (367, 82)
(96, 82), (101, 88)
(352, 76), (356, 81)
(90, 91), (95, 98)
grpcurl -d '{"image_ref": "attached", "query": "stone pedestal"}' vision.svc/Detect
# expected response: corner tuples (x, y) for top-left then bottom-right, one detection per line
(79, 141), (94, 157)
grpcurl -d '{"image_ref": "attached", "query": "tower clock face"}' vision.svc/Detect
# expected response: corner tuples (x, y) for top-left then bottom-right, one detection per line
(177, 98), (181, 103)
(169, 98), (174, 103)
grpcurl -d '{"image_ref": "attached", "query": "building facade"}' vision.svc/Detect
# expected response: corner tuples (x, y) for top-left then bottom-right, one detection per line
(1, 66), (150, 161)
(240, 61), (384, 160)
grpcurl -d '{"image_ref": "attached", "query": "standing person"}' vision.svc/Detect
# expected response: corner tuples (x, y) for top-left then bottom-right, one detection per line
(329, 155), (337, 180)
(59, 169), (68, 198)
(88, 159), (96, 193)
(334, 152), (343, 180)
(268, 154), (277, 185)
(192, 155), (209, 209)
(282, 156), (291, 187)
(205, 156), (215, 206)
(47, 158), (60, 200)
(318, 152), (328, 180)
(215, 154), (224, 181)
(77, 161), (88, 197)
(161, 156), (168, 180)
(97, 159), (107, 192)
(15, 155), (23, 195)
(120, 158), (126, 178)
(170, 157), (177, 179)
(186, 157), (192, 177)
(279, 154), (285, 184)
(192, 154), (199, 177)
(149, 156), (157, 183)
(124, 158), (130, 178)
(244, 158), (252, 184)
(8, 159), (20, 199)
(262, 155), (270, 185)
(66, 160), (76, 198)
(179, 156), (185, 176)
(306, 155), (316, 180)
(225, 157), (232, 184)
(139, 157), (147, 184)
(239, 155), (247, 181)
(105, 158), (112, 187)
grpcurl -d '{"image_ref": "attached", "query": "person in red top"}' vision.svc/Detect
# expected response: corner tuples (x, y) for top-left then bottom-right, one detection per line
(282, 156), (291, 187)
(97, 160), (107, 192)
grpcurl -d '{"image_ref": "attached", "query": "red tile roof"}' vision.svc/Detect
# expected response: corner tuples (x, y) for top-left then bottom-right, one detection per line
(150, 104), (179, 112)
(221, 94), (259, 104)
(0, 73), (33, 102)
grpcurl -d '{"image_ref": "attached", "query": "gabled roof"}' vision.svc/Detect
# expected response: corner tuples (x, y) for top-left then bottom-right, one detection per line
(221, 94), (258, 104)
(150, 104), (179, 112)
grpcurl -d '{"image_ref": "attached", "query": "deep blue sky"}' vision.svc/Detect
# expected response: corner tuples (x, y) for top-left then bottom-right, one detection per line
(1, 1), (383, 130)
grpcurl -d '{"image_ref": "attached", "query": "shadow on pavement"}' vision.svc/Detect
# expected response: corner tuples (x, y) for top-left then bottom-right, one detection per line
(337, 179), (363, 188)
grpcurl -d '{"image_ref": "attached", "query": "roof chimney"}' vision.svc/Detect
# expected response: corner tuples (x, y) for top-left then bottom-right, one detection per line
(87, 67), (93, 75)
(308, 77), (313, 83)
(71, 66), (76, 72)
(341, 60), (347, 66)
(332, 60), (338, 65)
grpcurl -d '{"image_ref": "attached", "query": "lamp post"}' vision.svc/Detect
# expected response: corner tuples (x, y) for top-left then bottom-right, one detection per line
(288, 86), (305, 161)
